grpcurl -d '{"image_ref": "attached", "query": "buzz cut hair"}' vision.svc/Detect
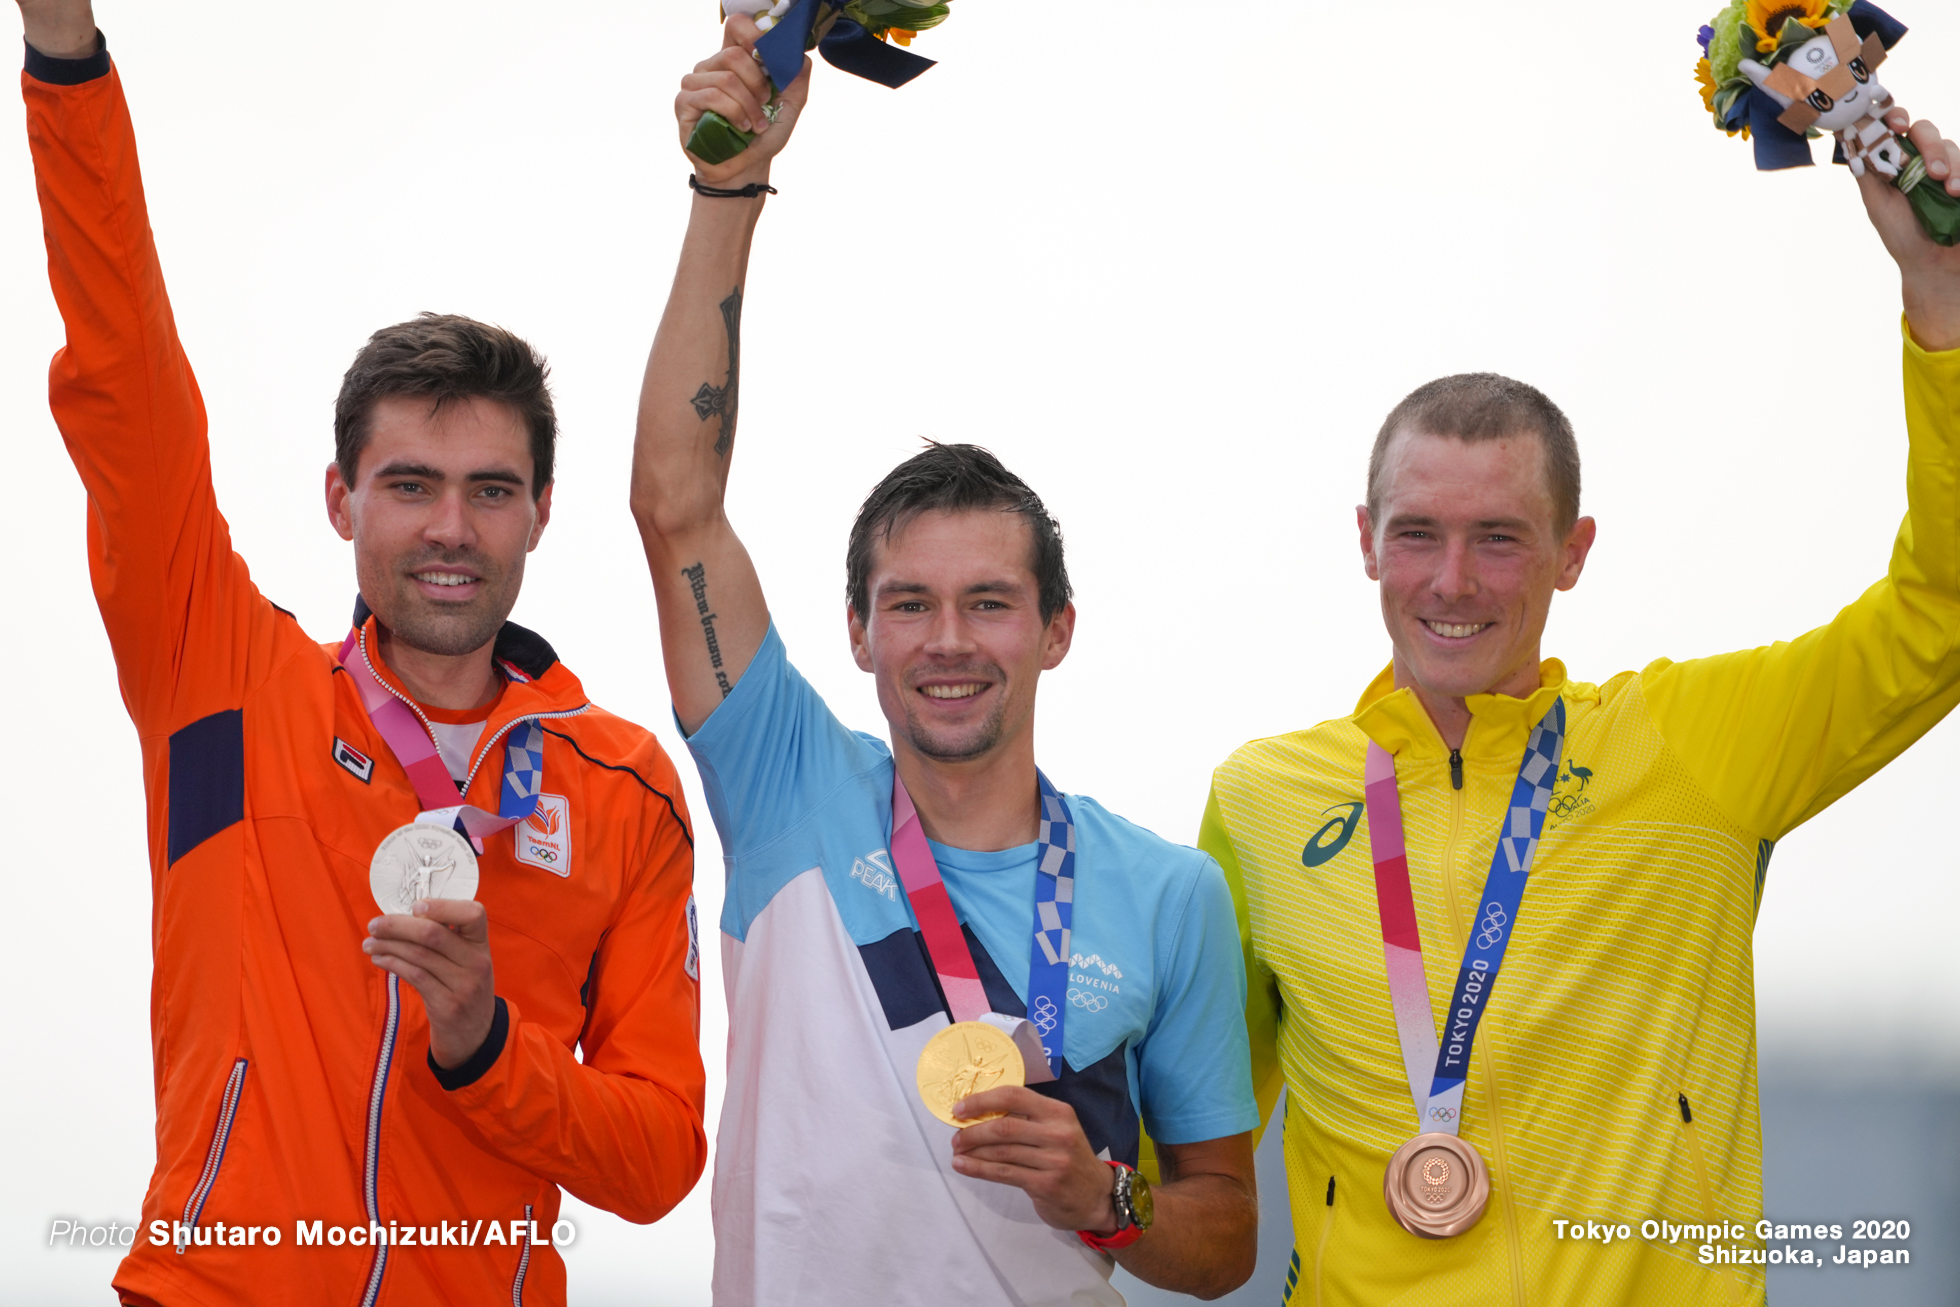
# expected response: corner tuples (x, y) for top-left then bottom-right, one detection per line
(1366, 372), (1581, 532)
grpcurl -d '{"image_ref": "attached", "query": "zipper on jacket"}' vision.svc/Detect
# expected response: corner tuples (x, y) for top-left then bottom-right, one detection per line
(175, 1059), (249, 1253)
(511, 1202), (534, 1306)
(355, 627), (589, 799)
(1680, 1095), (1744, 1304)
(1311, 1175), (1336, 1306)
(358, 973), (402, 1307)
(1449, 748), (1463, 790)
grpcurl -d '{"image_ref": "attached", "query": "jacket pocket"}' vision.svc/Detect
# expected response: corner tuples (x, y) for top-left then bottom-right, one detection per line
(176, 1058), (249, 1253)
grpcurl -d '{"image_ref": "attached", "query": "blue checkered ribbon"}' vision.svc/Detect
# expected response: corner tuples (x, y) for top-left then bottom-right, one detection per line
(499, 722), (546, 817)
(1025, 770), (1076, 1079)
(1421, 700), (1565, 1124)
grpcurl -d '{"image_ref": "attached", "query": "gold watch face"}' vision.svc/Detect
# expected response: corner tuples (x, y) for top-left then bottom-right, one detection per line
(1129, 1167), (1155, 1231)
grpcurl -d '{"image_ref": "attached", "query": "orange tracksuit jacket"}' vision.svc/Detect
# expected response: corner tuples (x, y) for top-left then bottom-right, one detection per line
(24, 49), (707, 1307)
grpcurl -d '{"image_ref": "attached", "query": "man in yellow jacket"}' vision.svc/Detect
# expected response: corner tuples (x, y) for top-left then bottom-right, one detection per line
(1201, 105), (1960, 1305)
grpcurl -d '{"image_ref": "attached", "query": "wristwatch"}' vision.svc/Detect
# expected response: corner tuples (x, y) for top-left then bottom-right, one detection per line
(1077, 1161), (1153, 1252)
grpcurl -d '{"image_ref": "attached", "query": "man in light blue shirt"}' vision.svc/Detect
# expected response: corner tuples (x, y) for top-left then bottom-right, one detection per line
(629, 19), (1261, 1305)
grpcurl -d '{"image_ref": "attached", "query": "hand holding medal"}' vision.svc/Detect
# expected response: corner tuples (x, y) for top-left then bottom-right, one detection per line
(369, 823), (479, 917)
(916, 1020), (1026, 1126)
(340, 624), (548, 1069)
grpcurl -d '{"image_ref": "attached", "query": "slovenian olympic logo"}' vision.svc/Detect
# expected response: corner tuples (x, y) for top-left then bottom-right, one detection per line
(1067, 988), (1109, 1012)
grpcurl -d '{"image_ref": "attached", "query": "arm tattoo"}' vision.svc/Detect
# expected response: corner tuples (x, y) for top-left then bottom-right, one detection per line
(680, 561), (734, 698)
(689, 286), (744, 459)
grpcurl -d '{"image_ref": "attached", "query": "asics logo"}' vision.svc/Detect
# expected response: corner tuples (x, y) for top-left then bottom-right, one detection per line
(1301, 802), (1363, 869)
(1476, 903), (1508, 949)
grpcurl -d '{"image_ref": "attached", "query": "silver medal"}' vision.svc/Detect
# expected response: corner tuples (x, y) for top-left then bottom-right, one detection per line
(369, 823), (479, 916)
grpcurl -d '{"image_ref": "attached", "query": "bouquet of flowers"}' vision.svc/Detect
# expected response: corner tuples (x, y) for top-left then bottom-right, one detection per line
(1695, 0), (1959, 244)
(688, 0), (954, 165)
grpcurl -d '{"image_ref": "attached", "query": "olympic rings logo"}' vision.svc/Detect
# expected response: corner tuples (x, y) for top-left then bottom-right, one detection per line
(1476, 903), (1508, 949)
(1067, 988), (1109, 1012)
(529, 848), (559, 863)
(1427, 1105), (1457, 1122)
(1031, 996), (1060, 1033)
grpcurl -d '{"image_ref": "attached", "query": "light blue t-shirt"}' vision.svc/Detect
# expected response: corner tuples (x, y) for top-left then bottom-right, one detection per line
(688, 623), (1257, 1306)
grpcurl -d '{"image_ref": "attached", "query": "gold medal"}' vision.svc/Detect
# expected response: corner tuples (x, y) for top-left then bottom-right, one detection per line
(1383, 1132), (1490, 1238)
(915, 1020), (1025, 1127)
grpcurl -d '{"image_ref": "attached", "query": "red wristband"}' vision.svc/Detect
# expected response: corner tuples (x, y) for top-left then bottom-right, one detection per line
(1076, 1161), (1145, 1251)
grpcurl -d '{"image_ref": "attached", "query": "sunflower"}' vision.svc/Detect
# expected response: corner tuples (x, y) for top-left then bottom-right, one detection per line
(1695, 57), (1720, 113)
(1745, 0), (1830, 53)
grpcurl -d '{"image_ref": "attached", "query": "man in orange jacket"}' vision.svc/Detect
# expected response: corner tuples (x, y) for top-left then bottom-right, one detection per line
(15, 3), (708, 1304)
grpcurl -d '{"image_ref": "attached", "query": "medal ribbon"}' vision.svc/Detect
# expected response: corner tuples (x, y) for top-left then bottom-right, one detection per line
(888, 770), (1076, 1078)
(338, 626), (546, 852)
(1365, 700), (1564, 1135)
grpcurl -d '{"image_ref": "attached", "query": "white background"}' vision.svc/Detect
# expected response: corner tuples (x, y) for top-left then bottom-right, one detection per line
(5, 1), (1959, 1303)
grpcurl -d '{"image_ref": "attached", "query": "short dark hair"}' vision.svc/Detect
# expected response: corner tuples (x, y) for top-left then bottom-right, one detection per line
(1367, 373), (1581, 532)
(333, 313), (556, 498)
(847, 442), (1072, 624)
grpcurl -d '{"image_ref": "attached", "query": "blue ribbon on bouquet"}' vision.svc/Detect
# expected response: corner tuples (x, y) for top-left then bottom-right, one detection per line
(754, 0), (937, 92)
(1722, 0), (1908, 171)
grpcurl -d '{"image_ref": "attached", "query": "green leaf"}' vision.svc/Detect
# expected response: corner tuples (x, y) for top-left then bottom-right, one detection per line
(685, 112), (756, 166)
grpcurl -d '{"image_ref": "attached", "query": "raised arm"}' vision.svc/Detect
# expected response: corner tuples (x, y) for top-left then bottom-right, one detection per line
(631, 19), (810, 735)
(1642, 110), (1960, 839)
(18, 0), (93, 59)
(20, 1), (276, 738)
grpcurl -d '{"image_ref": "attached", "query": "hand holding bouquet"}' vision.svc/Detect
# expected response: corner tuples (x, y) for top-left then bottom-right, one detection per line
(1695, 0), (1960, 244)
(686, 0), (953, 165)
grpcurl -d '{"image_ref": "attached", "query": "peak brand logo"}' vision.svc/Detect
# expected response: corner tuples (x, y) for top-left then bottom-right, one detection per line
(515, 794), (571, 877)
(1301, 802), (1363, 868)
(849, 850), (898, 901)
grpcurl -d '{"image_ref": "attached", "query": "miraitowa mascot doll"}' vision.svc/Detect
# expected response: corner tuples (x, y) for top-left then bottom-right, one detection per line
(1696, 0), (1960, 244)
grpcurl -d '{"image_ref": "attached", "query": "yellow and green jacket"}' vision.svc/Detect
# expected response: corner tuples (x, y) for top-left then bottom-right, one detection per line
(1201, 328), (1960, 1307)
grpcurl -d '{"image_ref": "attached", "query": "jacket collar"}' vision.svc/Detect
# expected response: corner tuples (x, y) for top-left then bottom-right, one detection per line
(348, 595), (589, 727)
(1352, 658), (1568, 763)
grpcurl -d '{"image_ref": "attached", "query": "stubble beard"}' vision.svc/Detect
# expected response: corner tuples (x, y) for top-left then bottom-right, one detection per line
(899, 681), (1011, 763)
(366, 548), (520, 659)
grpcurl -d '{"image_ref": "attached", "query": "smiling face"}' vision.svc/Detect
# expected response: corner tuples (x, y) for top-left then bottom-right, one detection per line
(849, 508), (1074, 765)
(1360, 429), (1594, 708)
(326, 394), (551, 659)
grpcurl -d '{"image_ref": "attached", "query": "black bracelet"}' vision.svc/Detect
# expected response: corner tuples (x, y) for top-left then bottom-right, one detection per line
(690, 173), (778, 198)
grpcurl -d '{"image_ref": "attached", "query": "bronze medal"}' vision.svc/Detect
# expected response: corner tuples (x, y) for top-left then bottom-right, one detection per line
(1383, 1132), (1490, 1238)
(915, 1020), (1025, 1127)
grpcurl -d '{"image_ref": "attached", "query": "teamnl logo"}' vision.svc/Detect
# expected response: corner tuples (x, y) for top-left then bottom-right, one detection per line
(516, 795), (572, 877)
